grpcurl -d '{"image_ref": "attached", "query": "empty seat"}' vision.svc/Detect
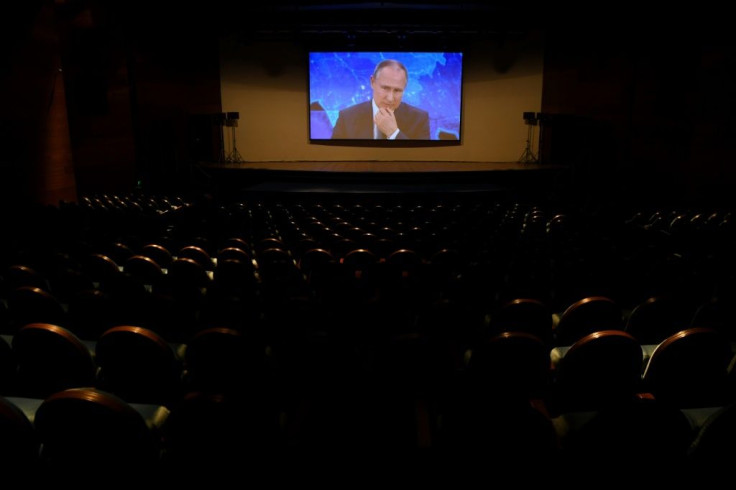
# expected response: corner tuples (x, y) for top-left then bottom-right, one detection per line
(34, 387), (164, 474)
(1, 264), (49, 294)
(177, 245), (214, 270)
(643, 327), (735, 408)
(0, 395), (41, 475)
(690, 295), (736, 342)
(165, 257), (212, 292)
(95, 326), (183, 407)
(625, 294), (692, 345)
(688, 401), (736, 476)
(65, 288), (118, 340)
(4, 286), (67, 335)
(80, 253), (122, 289)
(182, 327), (270, 397)
(553, 296), (624, 346)
(465, 331), (551, 403)
(437, 399), (560, 475)
(210, 257), (259, 299)
(548, 330), (644, 415)
(11, 322), (98, 399)
(161, 391), (281, 476)
(140, 243), (174, 269)
(554, 395), (694, 479)
(216, 246), (252, 264)
(489, 297), (554, 345)
(124, 255), (165, 288)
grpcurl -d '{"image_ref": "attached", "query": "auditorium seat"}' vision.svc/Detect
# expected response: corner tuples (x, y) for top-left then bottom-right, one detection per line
(182, 327), (270, 398)
(548, 330), (644, 415)
(436, 398), (560, 475)
(11, 322), (97, 399)
(210, 256), (258, 295)
(687, 401), (736, 478)
(256, 246), (295, 267)
(140, 243), (174, 270)
(464, 331), (551, 404)
(255, 237), (286, 256)
(46, 263), (95, 304)
(216, 245), (252, 264)
(690, 294), (736, 342)
(220, 236), (252, 255)
(0, 395), (41, 475)
(298, 247), (336, 275)
(123, 254), (165, 290)
(382, 248), (427, 312)
(642, 327), (736, 408)
(257, 252), (309, 309)
(488, 297), (554, 345)
(105, 241), (135, 266)
(176, 245), (214, 271)
(95, 325), (184, 407)
(553, 395), (694, 480)
(1, 264), (49, 295)
(625, 294), (692, 345)
(154, 257), (212, 341)
(553, 295), (624, 346)
(160, 391), (281, 478)
(65, 288), (118, 340)
(34, 387), (165, 475)
(165, 256), (212, 292)
(4, 286), (67, 335)
(426, 247), (462, 299)
(80, 253), (122, 289)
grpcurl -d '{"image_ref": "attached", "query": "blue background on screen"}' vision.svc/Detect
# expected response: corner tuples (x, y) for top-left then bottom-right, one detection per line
(309, 51), (462, 140)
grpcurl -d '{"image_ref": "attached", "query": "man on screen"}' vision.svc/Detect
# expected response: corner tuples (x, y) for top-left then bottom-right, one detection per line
(331, 59), (430, 140)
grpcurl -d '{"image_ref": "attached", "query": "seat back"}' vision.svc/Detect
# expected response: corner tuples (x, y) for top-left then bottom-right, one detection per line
(34, 387), (161, 471)
(11, 322), (97, 399)
(162, 391), (280, 472)
(0, 396), (39, 473)
(490, 298), (554, 345)
(183, 327), (269, 397)
(4, 286), (67, 335)
(625, 294), (691, 345)
(95, 325), (183, 407)
(465, 331), (551, 403)
(554, 296), (623, 346)
(177, 245), (214, 271)
(549, 330), (643, 414)
(643, 327), (735, 408)
(688, 401), (736, 473)
(556, 395), (694, 477)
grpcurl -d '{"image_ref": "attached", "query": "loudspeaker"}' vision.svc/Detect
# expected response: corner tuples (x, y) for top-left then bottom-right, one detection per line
(226, 112), (240, 120)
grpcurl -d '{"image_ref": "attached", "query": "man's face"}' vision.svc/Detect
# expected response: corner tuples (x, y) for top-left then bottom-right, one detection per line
(370, 65), (407, 111)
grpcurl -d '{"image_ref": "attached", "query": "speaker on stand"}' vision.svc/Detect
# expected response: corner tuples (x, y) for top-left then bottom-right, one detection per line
(224, 112), (243, 163)
(519, 111), (539, 164)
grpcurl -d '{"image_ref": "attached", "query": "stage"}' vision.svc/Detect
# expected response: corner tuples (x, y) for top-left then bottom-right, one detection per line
(195, 160), (570, 199)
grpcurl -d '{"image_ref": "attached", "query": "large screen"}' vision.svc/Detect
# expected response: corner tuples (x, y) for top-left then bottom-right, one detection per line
(309, 51), (463, 141)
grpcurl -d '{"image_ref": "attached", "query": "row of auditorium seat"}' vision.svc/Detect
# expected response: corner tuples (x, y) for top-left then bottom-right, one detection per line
(1, 316), (735, 410)
(1, 193), (736, 479)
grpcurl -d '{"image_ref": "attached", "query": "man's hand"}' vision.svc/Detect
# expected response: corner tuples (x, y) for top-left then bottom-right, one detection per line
(375, 107), (398, 138)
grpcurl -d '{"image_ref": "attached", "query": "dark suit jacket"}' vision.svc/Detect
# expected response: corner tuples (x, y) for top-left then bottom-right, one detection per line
(331, 100), (430, 140)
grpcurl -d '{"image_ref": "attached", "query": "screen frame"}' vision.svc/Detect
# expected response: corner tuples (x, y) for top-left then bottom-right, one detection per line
(307, 50), (464, 146)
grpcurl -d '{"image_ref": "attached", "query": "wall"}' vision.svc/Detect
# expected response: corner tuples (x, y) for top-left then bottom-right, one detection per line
(219, 34), (544, 164)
